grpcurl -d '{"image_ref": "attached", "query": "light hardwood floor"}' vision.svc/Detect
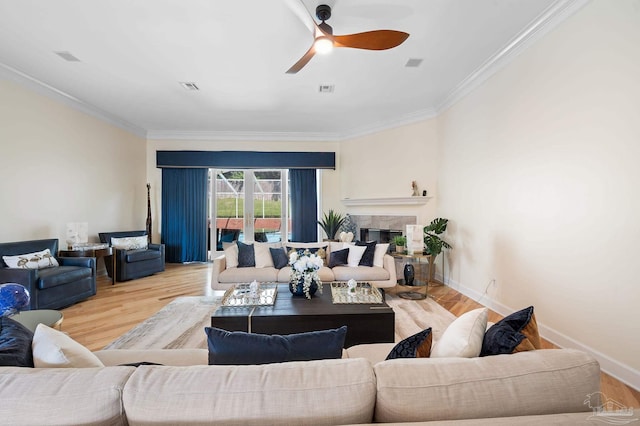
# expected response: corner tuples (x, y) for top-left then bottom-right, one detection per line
(60, 263), (639, 408)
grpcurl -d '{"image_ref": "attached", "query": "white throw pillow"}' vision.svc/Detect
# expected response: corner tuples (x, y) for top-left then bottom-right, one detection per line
(223, 242), (239, 268)
(111, 235), (148, 250)
(431, 308), (488, 358)
(2, 248), (59, 269)
(373, 243), (389, 267)
(32, 324), (104, 368)
(347, 245), (367, 267)
(254, 242), (278, 268)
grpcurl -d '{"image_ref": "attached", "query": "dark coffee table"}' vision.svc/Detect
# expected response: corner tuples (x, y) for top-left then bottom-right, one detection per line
(211, 283), (395, 348)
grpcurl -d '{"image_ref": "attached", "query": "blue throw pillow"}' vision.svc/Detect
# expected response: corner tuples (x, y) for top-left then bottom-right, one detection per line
(386, 327), (432, 360)
(328, 248), (349, 268)
(355, 241), (377, 267)
(237, 241), (255, 268)
(0, 316), (34, 367)
(205, 326), (347, 365)
(480, 306), (540, 356)
(269, 247), (288, 269)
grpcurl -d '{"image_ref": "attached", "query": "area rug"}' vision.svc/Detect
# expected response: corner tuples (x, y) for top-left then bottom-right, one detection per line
(104, 292), (456, 350)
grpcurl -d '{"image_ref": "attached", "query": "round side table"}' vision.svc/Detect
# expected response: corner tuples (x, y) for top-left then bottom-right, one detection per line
(11, 309), (64, 332)
(392, 253), (433, 300)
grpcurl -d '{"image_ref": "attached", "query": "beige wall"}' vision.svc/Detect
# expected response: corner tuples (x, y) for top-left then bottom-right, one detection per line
(0, 79), (147, 246)
(339, 120), (439, 224)
(145, 139), (340, 243)
(437, 0), (640, 384)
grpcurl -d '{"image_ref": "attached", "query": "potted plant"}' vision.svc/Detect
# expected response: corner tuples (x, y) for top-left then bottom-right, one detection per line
(317, 210), (346, 241)
(392, 235), (407, 254)
(423, 218), (452, 283)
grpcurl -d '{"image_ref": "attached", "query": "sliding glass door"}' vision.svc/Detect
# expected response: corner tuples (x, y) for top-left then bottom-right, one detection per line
(210, 169), (289, 253)
(252, 170), (287, 243)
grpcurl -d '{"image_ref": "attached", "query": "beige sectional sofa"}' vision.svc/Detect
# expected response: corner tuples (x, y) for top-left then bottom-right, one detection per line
(0, 346), (600, 425)
(212, 241), (397, 290)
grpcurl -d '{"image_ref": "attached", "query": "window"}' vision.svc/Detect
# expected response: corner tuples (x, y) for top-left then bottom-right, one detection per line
(210, 169), (289, 253)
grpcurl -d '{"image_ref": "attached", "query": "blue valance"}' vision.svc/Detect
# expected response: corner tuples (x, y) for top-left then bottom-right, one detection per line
(156, 151), (335, 170)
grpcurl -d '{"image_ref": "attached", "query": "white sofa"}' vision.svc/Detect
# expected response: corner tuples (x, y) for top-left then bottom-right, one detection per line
(211, 241), (397, 291)
(0, 346), (601, 425)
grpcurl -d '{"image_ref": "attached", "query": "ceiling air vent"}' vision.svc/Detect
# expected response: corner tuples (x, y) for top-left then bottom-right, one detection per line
(319, 84), (334, 93)
(179, 82), (199, 91)
(405, 58), (423, 68)
(54, 51), (80, 62)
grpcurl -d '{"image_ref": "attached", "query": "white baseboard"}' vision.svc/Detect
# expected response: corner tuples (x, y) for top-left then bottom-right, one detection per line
(436, 273), (640, 392)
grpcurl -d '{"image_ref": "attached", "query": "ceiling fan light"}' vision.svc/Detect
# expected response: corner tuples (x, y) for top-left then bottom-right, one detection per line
(314, 36), (334, 55)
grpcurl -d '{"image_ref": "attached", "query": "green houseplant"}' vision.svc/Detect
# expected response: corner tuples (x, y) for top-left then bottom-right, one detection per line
(423, 218), (451, 257)
(392, 235), (407, 253)
(423, 218), (452, 283)
(318, 210), (346, 240)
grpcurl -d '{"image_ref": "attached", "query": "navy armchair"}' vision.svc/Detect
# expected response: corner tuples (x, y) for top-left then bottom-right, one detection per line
(98, 231), (165, 282)
(0, 239), (96, 310)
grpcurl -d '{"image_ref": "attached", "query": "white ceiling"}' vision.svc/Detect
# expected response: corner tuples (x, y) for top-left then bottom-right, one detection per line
(0, 0), (584, 141)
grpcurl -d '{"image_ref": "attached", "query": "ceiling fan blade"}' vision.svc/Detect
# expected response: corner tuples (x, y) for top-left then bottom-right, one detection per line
(286, 44), (317, 74)
(333, 30), (409, 50)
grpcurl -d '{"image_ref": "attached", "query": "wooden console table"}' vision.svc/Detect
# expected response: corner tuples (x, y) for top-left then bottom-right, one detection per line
(58, 247), (115, 284)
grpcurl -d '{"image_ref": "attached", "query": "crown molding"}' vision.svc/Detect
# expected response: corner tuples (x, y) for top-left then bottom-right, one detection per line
(145, 129), (342, 142)
(335, 107), (438, 141)
(146, 106), (438, 142)
(0, 62), (147, 138)
(435, 0), (590, 114)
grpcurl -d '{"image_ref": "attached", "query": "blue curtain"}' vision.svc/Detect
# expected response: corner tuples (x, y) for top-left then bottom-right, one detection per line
(157, 150), (335, 169)
(161, 168), (208, 263)
(289, 169), (317, 242)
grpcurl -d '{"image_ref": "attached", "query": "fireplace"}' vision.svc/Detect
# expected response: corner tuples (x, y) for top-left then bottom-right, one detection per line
(360, 228), (403, 243)
(346, 215), (418, 282)
(347, 215), (416, 243)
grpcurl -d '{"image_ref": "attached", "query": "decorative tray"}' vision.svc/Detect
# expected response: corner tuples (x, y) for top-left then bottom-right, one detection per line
(330, 282), (384, 304)
(221, 283), (278, 307)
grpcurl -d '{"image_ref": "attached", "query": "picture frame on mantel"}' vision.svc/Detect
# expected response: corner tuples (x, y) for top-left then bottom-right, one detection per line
(406, 224), (424, 255)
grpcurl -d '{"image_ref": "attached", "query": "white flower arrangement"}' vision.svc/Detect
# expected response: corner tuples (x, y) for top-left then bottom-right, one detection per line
(289, 249), (323, 299)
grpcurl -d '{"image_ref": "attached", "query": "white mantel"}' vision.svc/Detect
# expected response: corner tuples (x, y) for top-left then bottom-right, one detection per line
(341, 197), (432, 207)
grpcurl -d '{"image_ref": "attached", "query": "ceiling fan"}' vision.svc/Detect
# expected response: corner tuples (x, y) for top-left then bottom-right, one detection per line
(286, 2), (410, 74)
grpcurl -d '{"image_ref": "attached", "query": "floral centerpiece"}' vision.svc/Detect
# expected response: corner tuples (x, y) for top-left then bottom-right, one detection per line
(288, 249), (323, 299)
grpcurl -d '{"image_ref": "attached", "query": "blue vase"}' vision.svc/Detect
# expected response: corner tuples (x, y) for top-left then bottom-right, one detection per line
(0, 283), (30, 317)
(290, 278), (319, 298)
(403, 264), (415, 286)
